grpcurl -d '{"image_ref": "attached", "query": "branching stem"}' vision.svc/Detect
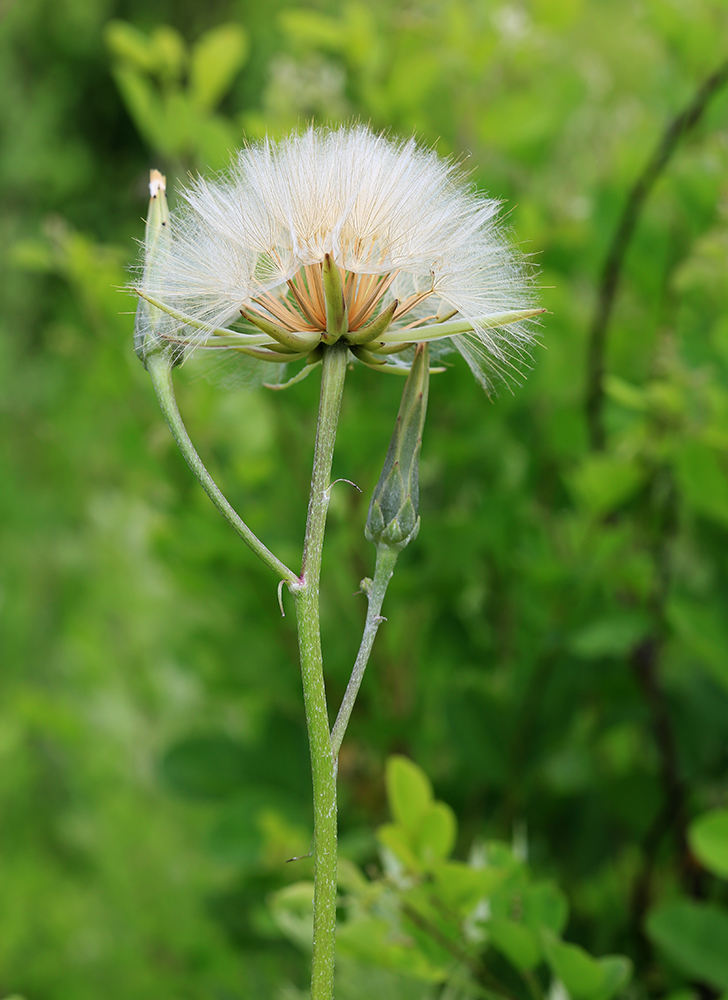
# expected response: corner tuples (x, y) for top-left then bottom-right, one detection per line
(146, 352), (297, 583)
(331, 544), (399, 758)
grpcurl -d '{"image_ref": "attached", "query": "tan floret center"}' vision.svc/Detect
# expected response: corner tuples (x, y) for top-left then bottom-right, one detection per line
(248, 261), (435, 337)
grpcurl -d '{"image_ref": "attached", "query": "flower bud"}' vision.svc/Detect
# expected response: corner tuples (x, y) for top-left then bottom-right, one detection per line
(134, 170), (184, 368)
(365, 343), (429, 552)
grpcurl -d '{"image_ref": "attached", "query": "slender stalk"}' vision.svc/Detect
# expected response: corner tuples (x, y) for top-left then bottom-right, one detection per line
(146, 351), (297, 584)
(290, 341), (348, 1000)
(585, 55), (728, 450)
(331, 544), (399, 757)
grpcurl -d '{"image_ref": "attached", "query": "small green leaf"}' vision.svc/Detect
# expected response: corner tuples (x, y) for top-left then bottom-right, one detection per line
(523, 881), (569, 935)
(567, 454), (645, 515)
(542, 935), (630, 999)
(149, 25), (187, 81)
(269, 881), (314, 952)
(432, 861), (509, 912)
(675, 440), (728, 529)
(489, 919), (541, 970)
(104, 20), (156, 70)
(337, 916), (448, 982)
(604, 375), (648, 411)
(569, 611), (651, 659)
(111, 65), (163, 149)
(689, 809), (728, 879)
(386, 756), (433, 834)
(646, 900), (728, 990)
(668, 598), (728, 693)
(377, 822), (421, 871)
(279, 9), (346, 50)
(542, 935), (604, 996)
(415, 802), (457, 863)
(593, 957), (633, 1000)
(190, 24), (249, 111)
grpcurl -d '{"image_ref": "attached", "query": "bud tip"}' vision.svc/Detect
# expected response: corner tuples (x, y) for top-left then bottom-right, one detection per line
(149, 169), (166, 198)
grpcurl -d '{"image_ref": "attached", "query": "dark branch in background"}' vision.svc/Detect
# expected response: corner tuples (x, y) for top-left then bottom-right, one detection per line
(586, 56), (728, 450)
(629, 470), (707, 982)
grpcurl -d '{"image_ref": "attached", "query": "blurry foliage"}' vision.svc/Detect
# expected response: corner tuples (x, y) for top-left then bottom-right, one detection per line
(105, 20), (250, 170)
(274, 756), (632, 998)
(2, 0), (728, 997)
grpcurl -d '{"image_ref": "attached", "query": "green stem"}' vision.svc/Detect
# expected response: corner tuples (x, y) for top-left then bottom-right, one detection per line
(330, 544), (399, 758)
(146, 351), (297, 584)
(290, 341), (348, 1000)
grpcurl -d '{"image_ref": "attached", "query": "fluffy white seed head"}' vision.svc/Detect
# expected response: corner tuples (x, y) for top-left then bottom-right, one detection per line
(136, 124), (538, 388)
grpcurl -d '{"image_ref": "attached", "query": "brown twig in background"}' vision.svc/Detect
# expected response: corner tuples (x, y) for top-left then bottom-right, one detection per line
(586, 56), (728, 450)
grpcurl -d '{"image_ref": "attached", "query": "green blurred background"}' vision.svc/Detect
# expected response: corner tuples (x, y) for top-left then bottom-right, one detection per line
(2, 0), (728, 996)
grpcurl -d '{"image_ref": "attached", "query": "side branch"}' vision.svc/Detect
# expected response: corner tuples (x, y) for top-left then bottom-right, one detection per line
(586, 56), (728, 450)
(331, 545), (399, 758)
(146, 352), (298, 584)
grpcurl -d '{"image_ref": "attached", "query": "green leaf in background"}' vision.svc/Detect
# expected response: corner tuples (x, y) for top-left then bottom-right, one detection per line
(150, 25), (187, 81)
(646, 900), (728, 991)
(377, 822), (421, 871)
(569, 611), (651, 659)
(110, 64), (164, 151)
(667, 597), (728, 693)
(566, 454), (645, 515)
(431, 860), (509, 912)
(542, 935), (602, 995)
(190, 24), (249, 111)
(523, 881), (569, 936)
(688, 809), (728, 880)
(385, 755), (433, 834)
(604, 375), (648, 412)
(414, 801), (456, 863)
(591, 957), (634, 1000)
(105, 19), (245, 166)
(105, 21), (186, 79)
(336, 916), (448, 982)
(269, 881), (315, 952)
(542, 933), (632, 999)
(488, 918), (541, 970)
(278, 9), (346, 52)
(675, 440), (728, 529)
(104, 20), (159, 71)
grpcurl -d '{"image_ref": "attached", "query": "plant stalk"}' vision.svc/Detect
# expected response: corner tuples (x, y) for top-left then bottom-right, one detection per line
(146, 352), (297, 583)
(331, 544), (399, 758)
(291, 341), (348, 1000)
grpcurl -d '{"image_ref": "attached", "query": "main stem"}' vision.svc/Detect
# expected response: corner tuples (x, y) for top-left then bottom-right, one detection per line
(292, 341), (348, 1000)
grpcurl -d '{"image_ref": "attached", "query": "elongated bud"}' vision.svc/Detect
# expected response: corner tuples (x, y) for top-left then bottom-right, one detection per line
(365, 343), (429, 552)
(134, 170), (183, 368)
(321, 253), (348, 345)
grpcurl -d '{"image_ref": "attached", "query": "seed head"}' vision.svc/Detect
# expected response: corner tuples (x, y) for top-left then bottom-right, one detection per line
(133, 125), (541, 387)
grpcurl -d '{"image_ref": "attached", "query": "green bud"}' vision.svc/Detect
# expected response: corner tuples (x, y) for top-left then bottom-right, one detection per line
(134, 170), (183, 368)
(321, 253), (348, 345)
(365, 342), (429, 552)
